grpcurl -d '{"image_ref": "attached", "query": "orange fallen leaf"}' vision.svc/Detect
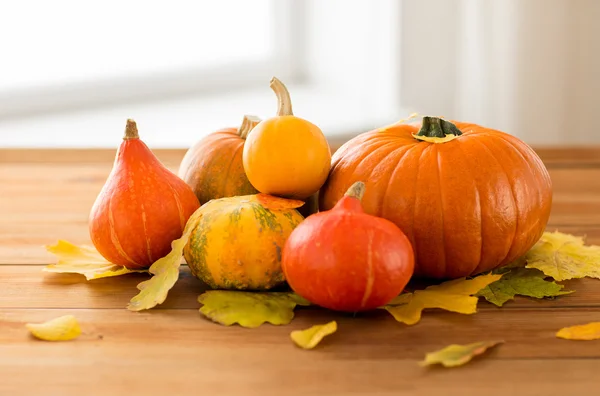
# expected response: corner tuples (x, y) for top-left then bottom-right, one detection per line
(556, 322), (600, 340)
(255, 194), (305, 210)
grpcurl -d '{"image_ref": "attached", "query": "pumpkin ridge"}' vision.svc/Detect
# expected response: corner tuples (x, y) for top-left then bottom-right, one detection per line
(359, 230), (376, 308)
(454, 140), (484, 274)
(467, 136), (520, 267)
(379, 143), (421, 219)
(434, 145), (448, 277)
(410, 145), (430, 274)
(219, 141), (245, 198)
(107, 194), (141, 268)
(337, 137), (400, 174)
(343, 140), (407, 196)
(164, 176), (186, 232)
(139, 200), (154, 264)
(485, 134), (549, 262)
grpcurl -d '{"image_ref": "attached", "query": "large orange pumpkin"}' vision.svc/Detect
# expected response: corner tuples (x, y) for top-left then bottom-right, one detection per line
(319, 116), (553, 279)
(178, 115), (260, 205)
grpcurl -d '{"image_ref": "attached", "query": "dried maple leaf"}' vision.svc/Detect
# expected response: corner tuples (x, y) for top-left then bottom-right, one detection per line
(420, 340), (504, 368)
(44, 240), (146, 280)
(291, 321), (338, 349)
(384, 274), (502, 325)
(127, 208), (204, 311)
(523, 231), (600, 281)
(26, 315), (82, 341)
(556, 322), (600, 340)
(198, 291), (311, 328)
(476, 268), (573, 306)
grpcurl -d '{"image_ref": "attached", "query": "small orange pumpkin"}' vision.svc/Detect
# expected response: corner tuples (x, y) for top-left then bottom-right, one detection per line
(178, 115), (260, 205)
(319, 116), (553, 279)
(242, 77), (331, 200)
(89, 120), (201, 269)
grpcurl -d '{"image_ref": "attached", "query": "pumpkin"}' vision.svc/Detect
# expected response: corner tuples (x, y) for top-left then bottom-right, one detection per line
(184, 193), (305, 290)
(319, 116), (553, 279)
(242, 77), (332, 200)
(282, 182), (415, 312)
(178, 115), (260, 205)
(89, 119), (201, 269)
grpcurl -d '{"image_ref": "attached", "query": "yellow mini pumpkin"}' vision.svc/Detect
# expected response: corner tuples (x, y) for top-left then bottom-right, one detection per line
(183, 193), (305, 290)
(242, 77), (332, 200)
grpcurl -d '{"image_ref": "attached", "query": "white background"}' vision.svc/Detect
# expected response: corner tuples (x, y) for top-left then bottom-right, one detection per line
(0, 0), (598, 148)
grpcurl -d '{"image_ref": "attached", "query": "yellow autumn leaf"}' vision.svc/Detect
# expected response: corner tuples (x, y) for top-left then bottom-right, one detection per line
(523, 231), (600, 281)
(556, 322), (600, 340)
(26, 315), (82, 341)
(291, 321), (338, 350)
(198, 291), (311, 328)
(127, 208), (204, 311)
(44, 240), (146, 280)
(420, 340), (504, 368)
(384, 273), (502, 325)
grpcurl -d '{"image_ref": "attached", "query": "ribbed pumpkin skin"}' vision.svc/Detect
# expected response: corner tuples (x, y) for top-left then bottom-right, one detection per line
(89, 137), (200, 269)
(178, 129), (258, 205)
(319, 121), (553, 279)
(184, 195), (304, 290)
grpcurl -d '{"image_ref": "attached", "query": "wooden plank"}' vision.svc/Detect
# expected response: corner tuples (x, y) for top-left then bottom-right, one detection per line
(2, 265), (599, 310)
(2, 308), (600, 396)
(2, 146), (599, 167)
(2, 162), (600, 264)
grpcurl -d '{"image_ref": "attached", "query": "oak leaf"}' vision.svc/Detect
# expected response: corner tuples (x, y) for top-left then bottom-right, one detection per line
(556, 322), (600, 340)
(523, 231), (600, 281)
(477, 268), (573, 306)
(291, 321), (338, 349)
(384, 274), (502, 325)
(420, 340), (504, 368)
(44, 240), (146, 280)
(26, 315), (82, 341)
(127, 208), (205, 311)
(198, 291), (311, 328)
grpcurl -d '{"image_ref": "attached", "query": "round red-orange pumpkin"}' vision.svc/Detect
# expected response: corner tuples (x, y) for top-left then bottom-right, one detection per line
(319, 116), (553, 279)
(282, 182), (414, 312)
(178, 115), (260, 205)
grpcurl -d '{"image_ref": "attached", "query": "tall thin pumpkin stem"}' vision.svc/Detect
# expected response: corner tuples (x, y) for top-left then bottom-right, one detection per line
(270, 77), (293, 116)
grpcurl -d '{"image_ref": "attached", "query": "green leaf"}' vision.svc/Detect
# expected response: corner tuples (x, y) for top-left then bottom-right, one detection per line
(477, 267), (573, 307)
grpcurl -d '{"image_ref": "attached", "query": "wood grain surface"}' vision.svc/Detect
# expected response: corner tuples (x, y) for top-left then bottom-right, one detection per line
(1, 147), (600, 396)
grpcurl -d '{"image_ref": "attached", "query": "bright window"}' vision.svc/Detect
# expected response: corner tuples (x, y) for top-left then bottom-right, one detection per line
(0, 0), (274, 91)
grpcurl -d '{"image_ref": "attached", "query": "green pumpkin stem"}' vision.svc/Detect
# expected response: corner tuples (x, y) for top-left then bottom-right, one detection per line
(238, 115), (262, 139)
(345, 182), (366, 201)
(124, 119), (139, 140)
(416, 116), (462, 139)
(270, 77), (293, 116)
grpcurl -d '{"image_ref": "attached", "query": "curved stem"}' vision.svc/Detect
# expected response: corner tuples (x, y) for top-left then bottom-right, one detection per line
(237, 115), (262, 139)
(416, 116), (462, 138)
(124, 119), (139, 139)
(345, 181), (366, 201)
(270, 77), (293, 116)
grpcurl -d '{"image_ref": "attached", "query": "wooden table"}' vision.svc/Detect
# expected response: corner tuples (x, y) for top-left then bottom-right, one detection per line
(2, 147), (600, 396)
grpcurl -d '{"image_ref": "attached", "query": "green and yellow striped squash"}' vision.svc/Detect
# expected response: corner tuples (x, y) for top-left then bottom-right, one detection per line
(183, 193), (305, 290)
